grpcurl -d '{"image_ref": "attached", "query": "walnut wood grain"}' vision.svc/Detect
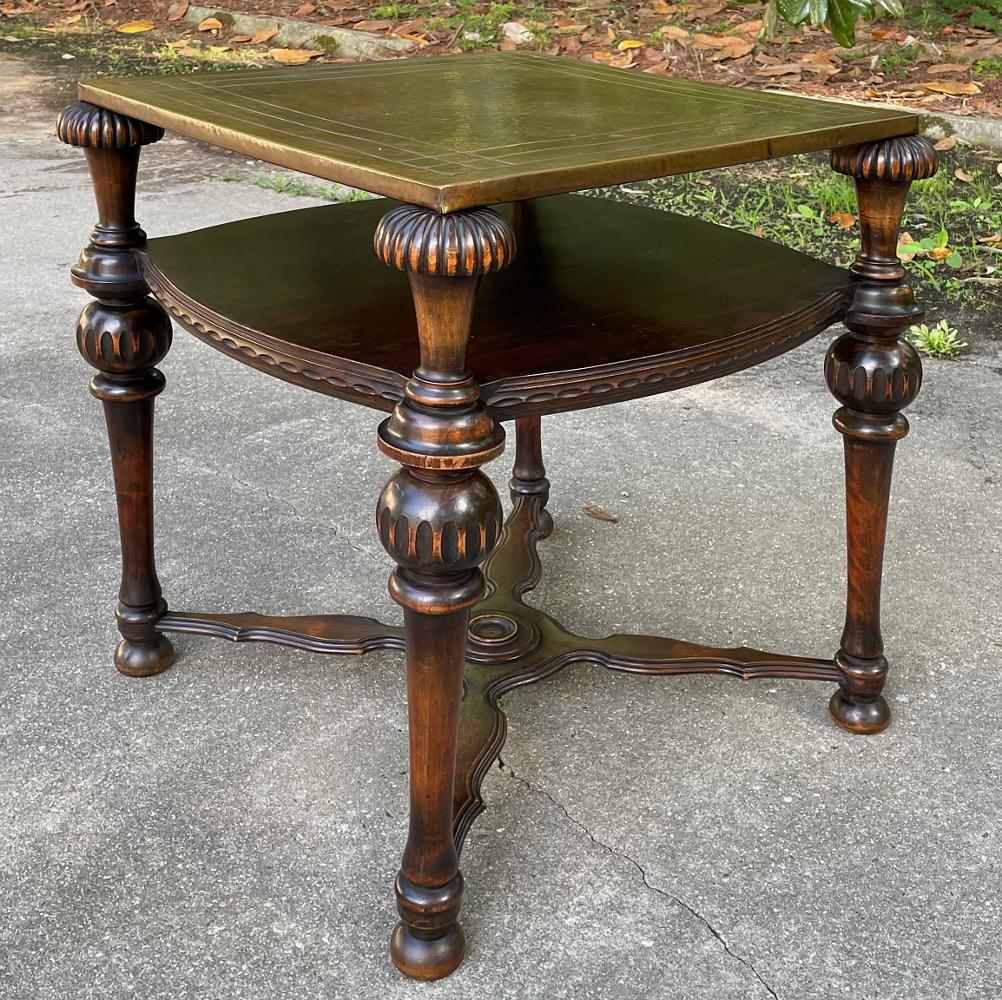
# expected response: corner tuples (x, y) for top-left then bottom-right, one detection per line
(158, 611), (404, 653)
(139, 195), (855, 421)
(825, 135), (937, 734)
(59, 100), (174, 678)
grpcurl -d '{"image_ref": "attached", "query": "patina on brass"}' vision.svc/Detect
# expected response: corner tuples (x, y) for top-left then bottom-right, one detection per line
(77, 52), (918, 213)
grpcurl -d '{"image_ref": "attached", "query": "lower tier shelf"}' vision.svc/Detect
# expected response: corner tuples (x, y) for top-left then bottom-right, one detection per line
(139, 194), (855, 419)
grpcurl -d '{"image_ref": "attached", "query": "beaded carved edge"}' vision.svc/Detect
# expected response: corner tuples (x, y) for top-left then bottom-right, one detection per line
(141, 255), (852, 420)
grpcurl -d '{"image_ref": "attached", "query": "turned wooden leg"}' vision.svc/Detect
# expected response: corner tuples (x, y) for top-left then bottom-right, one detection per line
(373, 204), (514, 979)
(58, 102), (174, 677)
(826, 136), (938, 734)
(511, 416), (552, 536)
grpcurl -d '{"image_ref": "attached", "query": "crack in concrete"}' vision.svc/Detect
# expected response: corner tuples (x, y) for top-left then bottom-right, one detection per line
(498, 759), (779, 1000)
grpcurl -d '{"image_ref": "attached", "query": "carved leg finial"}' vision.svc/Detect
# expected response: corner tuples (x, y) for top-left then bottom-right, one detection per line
(58, 101), (174, 677)
(827, 135), (938, 734)
(373, 203), (515, 979)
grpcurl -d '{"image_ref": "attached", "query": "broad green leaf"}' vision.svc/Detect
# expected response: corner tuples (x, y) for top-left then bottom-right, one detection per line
(946, 251), (963, 269)
(761, 0), (779, 41)
(873, 0), (905, 16)
(827, 0), (856, 47)
(777, 0), (811, 24)
(808, 0), (828, 26)
(797, 204), (816, 219)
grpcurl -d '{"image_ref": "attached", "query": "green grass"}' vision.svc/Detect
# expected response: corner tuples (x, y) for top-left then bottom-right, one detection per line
(425, 0), (545, 50)
(596, 147), (1002, 311)
(973, 57), (1002, 79)
(237, 170), (375, 202)
(877, 42), (925, 80)
(370, 2), (421, 19)
(903, 0), (1002, 35)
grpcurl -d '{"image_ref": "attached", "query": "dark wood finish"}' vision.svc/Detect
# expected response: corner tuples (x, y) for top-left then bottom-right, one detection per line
(77, 53), (915, 212)
(138, 195), (856, 420)
(59, 70), (940, 982)
(158, 611), (405, 653)
(372, 203), (514, 980)
(826, 135), (937, 734)
(58, 101), (174, 677)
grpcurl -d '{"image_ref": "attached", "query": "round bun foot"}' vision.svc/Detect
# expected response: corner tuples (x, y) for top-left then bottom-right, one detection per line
(829, 689), (890, 735)
(114, 635), (174, 678)
(390, 922), (465, 981)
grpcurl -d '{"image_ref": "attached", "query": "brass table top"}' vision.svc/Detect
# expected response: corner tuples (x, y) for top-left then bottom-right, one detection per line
(79, 52), (918, 213)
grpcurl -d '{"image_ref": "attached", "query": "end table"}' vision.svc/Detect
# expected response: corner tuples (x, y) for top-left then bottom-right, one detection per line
(57, 53), (938, 980)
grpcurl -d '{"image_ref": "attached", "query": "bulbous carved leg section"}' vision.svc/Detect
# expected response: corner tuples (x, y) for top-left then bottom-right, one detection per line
(81, 299), (174, 677)
(374, 202), (514, 980)
(827, 134), (935, 734)
(377, 470), (502, 980)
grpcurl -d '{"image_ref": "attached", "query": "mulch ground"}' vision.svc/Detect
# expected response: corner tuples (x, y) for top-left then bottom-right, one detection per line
(3, 0), (1000, 119)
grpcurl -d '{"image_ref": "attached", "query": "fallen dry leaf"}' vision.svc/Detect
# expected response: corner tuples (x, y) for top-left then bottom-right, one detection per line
(591, 50), (636, 67)
(229, 33), (252, 41)
(393, 28), (430, 46)
(250, 24), (278, 44)
(828, 211), (857, 229)
(353, 19), (393, 31)
(167, 0), (187, 21)
(116, 19), (155, 32)
(269, 47), (324, 63)
(927, 63), (971, 74)
(976, 232), (1000, 244)
(582, 504), (619, 524)
(684, 0), (726, 21)
(688, 32), (753, 59)
(924, 80), (981, 95)
(294, 2), (316, 15)
(660, 25), (690, 43)
(872, 27), (906, 41)
(617, 38), (644, 50)
(954, 168), (974, 182)
(754, 63), (802, 77)
(651, 0), (678, 11)
(934, 136), (958, 151)
(197, 16), (222, 31)
(712, 38), (754, 60)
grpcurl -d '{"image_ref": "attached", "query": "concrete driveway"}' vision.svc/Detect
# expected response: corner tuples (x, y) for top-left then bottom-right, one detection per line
(1, 52), (1000, 1000)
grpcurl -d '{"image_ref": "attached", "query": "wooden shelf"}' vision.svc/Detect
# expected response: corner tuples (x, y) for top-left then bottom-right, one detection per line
(140, 194), (855, 419)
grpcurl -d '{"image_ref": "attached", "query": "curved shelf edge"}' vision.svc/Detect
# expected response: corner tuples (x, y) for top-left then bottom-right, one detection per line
(140, 257), (407, 413)
(481, 290), (850, 418)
